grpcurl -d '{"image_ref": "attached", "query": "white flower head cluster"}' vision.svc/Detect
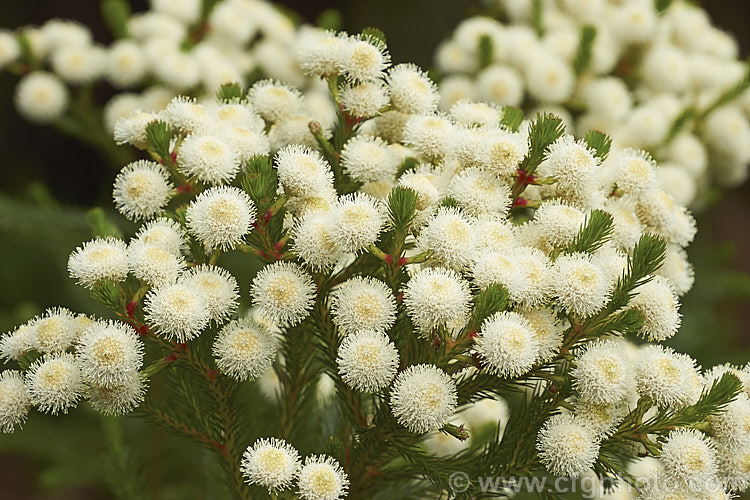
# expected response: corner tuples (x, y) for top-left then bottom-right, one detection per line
(3, 0), (329, 133)
(241, 438), (348, 499)
(1, 21), (747, 500)
(436, 1), (750, 205)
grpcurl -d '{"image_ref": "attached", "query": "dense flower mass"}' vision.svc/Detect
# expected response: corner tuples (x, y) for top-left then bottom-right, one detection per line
(0, 12), (748, 500)
(435, 0), (750, 207)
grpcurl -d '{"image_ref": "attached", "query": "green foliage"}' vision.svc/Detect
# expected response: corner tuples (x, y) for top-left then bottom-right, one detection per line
(387, 186), (418, 230)
(478, 35), (494, 70)
(100, 0), (131, 39)
(573, 26), (597, 76)
(215, 82), (244, 102)
(500, 106), (525, 132)
(315, 9), (343, 31)
(469, 284), (509, 329)
(583, 130), (612, 161)
(145, 121), (173, 163)
(520, 114), (566, 176)
(395, 156), (419, 178)
(605, 233), (667, 314)
(240, 155), (277, 213)
(662, 106), (696, 145)
(565, 209), (614, 254)
(532, 0), (544, 35)
(655, 0), (674, 14)
(361, 26), (387, 44)
(87, 207), (123, 239)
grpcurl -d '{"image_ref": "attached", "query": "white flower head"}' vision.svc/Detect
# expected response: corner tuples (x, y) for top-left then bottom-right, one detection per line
(398, 166), (441, 212)
(612, 148), (657, 197)
(602, 198), (643, 252)
(532, 201), (586, 249)
(474, 217), (515, 252)
(716, 439), (750, 492)
(248, 79), (304, 123)
(290, 211), (342, 272)
(113, 110), (158, 149)
(552, 253), (612, 318)
(447, 167), (512, 218)
(476, 64), (524, 106)
(628, 275), (681, 341)
(339, 80), (390, 118)
(87, 371), (146, 416)
(483, 129), (528, 177)
(178, 134), (240, 185)
(218, 126), (271, 163)
(389, 364), (458, 434)
(329, 193), (387, 253)
(186, 186), (256, 251)
(297, 455), (350, 500)
(660, 428), (718, 491)
(503, 247), (553, 307)
(113, 160), (173, 220)
(0, 370), (31, 433)
(341, 33), (391, 82)
(15, 71), (68, 123)
(403, 267), (471, 333)
(341, 135), (399, 183)
(31, 307), (78, 354)
(337, 329), (399, 392)
(419, 207), (476, 270)
(213, 318), (278, 381)
(161, 96), (211, 134)
(144, 282), (210, 342)
(476, 311), (540, 378)
(0, 31), (20, 69)
(636, 345), (698, 409)
(0, 323), (35, 361)
(250, 262), (316, 328)
(387, 63), (439, 115)
(403, 113), (455, 161)
(297, 29), (348, 78)
(537, 413), (600, 477)
(128, 241), (185, 287)
(537, 135), (599, 194)
(521, 307), (566, 363)
(68, 237), (129, 288)
(449, 100), (501, 129)
(274, 145), (334, 199)
(181, 265), (239, 324)
(571, 339), (633, 405)
(709, 393), (750, 449)
(330, 276), (396, 335)
(134, 217), (187, 256)
(51, 44), (106, 84)
(241, 437), (301, 492)
(26, 353), (83, 415)
(106, 40), (148, 88)
(76, 320), (144, 388)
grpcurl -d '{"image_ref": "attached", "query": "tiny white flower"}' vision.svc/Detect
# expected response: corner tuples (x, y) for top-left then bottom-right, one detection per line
(341, 135), (399, 183)
(387, 63), (439, 115)
(181, 265), (239, 324)
(31, 307), (78, 354)
(476, 311), (540, 378)
(68, 237), (129, 287)
(15, 72), (68, 123)
(248, 79), (304, 123)
(133, 217), (187, 256)
(552, 253), (612, 318)
(660, 428), (718, 492)
(403, 267), (471, 333)
(628, 275), (681, 341)
(178, 134), (240, 185)
(418, 207), (476, 271)
(339, 80), (390, 118)
(113, 160), (173, 221)
(87, 371), (146, 416)
(0, 370), (31, 433)
(26, 353), (84, 415)
(274, 145), (334, 199)
(144, 282), (210, 342)
(536, 413), (600, 477)
(330, 276), (396, 335)
(447, 167), (512, 218)
(297, 455), (350, 500)
(389, 364), (458, 434)
(250, 262), (316, 328)
(76, 320), (144, 388)
(128, 241), (185, 287)
(241, 437), (301, 492)
(337, 329), (399, 392)
(340, 33), (390, 82)
(329, 193), (387, 253)
(213, 318), (278, 381)
(186, 186), (256, 251)
(571, 339), (633, 405)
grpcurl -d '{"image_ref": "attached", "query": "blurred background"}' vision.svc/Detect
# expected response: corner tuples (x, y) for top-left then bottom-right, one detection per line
(0, 1), (748, 498)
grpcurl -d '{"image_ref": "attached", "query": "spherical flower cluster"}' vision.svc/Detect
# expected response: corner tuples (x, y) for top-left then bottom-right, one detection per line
(536, 413), (600, 477)
(435, 2), (750, 205)
(389, 364), (458, 434)
(336, 329), (399, 392)
(213, 318), (278, 381)
(250, 262), (316, 327)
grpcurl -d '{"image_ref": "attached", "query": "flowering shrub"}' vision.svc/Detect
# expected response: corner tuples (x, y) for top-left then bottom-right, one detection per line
(0, 0), (328, 167)
(435, 0), (750, 208)
(1, 24), (749, 500)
